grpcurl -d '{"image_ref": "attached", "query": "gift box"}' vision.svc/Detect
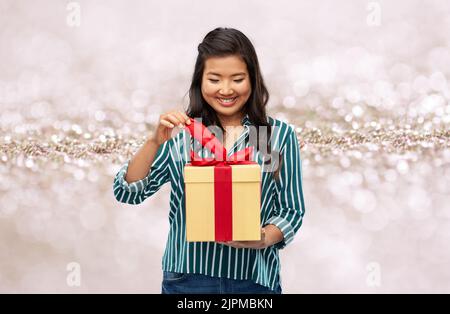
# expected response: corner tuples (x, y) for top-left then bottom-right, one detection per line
(183, 118), (261, 242)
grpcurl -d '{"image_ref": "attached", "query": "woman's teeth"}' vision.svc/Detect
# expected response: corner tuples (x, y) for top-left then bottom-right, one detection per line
(218, 97), (237, 103)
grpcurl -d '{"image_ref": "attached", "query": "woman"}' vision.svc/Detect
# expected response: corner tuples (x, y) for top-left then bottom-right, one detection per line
(113, 27), (305, 294)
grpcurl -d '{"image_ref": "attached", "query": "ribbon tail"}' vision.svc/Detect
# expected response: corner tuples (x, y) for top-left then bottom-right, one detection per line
(186, 118), (227, 161)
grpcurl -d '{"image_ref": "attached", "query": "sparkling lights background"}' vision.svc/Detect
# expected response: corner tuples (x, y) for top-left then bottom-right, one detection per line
(0, 0), (449, 293)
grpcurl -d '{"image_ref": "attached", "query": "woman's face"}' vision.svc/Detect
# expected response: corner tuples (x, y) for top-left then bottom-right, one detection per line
(201, 55), (252, 121)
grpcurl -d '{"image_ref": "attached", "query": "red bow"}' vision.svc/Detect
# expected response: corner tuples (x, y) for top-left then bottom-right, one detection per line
(185, 117), (255, 166)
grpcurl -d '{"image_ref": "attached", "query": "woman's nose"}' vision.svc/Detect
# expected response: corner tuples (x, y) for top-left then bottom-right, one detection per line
(219, 84), (234, 96)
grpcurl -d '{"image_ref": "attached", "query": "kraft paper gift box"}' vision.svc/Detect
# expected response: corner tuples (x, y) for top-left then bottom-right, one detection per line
(183, 118), (261, 242)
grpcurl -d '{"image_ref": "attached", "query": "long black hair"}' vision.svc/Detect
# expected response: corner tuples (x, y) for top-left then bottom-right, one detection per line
(186, 27), (280, 176)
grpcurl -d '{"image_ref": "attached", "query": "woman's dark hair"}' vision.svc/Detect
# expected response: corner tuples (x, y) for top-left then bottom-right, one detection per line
(186, 27), (281, 178)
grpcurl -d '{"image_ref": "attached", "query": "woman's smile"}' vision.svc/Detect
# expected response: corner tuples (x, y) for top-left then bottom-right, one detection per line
(216, 96), (238, 107)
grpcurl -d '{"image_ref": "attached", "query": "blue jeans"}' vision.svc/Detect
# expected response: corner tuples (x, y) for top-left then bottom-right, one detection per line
(161, 271), (282, 294)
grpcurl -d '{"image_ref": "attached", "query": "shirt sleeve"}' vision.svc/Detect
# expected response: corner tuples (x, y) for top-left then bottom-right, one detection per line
(113, 139), (172, 205)
(265, 126), (306, 249)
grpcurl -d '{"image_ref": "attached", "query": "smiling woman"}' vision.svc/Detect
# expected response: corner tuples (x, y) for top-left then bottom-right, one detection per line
(113, 27), (305, 294)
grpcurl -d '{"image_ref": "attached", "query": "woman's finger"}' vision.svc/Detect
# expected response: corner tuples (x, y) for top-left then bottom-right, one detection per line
(160, 119), (174, 128)
(165, 113), (183, 127)
(172, 111), (188, 128)
(181, 111), (191, 125)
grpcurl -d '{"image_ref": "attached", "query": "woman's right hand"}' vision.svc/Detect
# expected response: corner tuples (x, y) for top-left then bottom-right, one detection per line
(151, 110), (191, 146)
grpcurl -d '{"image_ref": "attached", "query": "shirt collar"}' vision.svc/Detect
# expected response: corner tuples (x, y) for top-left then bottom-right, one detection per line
(241, 113), (251, 127)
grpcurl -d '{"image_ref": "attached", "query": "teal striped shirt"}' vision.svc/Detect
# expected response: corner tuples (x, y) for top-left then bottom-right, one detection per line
(113, 114), (305, 291)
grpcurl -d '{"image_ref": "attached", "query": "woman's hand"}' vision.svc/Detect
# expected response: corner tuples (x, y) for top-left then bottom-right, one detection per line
(218, 229), (266, 249)
(151, 110), (191, 146)
(217, 225), (283, 249)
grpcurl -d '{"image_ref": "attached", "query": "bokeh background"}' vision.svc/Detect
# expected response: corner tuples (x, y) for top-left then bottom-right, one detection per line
(1, 0), (449, 293)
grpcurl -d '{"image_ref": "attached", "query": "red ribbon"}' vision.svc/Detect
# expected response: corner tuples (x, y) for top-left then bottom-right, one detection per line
(185, 117), (256, 241)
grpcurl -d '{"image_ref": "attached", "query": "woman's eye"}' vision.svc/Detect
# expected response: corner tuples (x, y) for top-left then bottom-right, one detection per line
(208, 79), (244, 83)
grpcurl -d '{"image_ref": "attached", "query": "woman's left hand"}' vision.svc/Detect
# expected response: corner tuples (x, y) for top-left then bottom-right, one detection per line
(218, 228), (267, 249)
(217, 225), (283, 249)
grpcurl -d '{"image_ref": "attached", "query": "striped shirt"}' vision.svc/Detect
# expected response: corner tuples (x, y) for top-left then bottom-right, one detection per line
(113, 114), (305, 291)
